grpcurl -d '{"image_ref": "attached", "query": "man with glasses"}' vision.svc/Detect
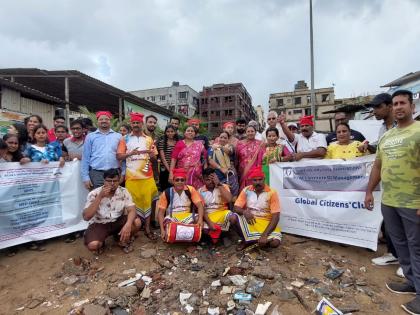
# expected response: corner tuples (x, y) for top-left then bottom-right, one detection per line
(326, 111), (365, 145)
(262, 111), (295, 153)
(233, 166), (282, 250)
(82, 111), (122, 189)
(83, 168), (141, 254)
(157, 168), (204, 242)
(117, 112), (159, 240)
(64, 119), (85, 160)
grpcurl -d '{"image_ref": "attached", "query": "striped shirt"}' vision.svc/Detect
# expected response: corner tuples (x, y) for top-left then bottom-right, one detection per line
(157, 138), (176, 170)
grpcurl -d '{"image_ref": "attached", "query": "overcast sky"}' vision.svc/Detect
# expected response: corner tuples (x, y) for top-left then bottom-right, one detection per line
(1, 0), (419, 110)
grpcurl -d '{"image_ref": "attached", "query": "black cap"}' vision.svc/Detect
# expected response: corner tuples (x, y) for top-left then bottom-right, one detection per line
(367, 93), (392, 107)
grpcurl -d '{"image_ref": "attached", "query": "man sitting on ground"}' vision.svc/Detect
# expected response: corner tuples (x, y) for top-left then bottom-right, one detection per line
(233, 166), (281, 250)
(157, 168), (204, 241)
(199, 168), (236, 242)
(83, 168), (141, 254)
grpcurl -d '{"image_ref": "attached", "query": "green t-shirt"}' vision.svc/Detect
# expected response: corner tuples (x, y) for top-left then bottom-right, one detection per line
(377, 121), (420, 209)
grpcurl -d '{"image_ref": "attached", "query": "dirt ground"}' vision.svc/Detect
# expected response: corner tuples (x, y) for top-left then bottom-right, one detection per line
(0, 233), (410, 315)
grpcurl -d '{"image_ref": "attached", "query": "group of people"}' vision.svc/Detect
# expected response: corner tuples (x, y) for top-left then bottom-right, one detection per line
(0, 89), (419, 314)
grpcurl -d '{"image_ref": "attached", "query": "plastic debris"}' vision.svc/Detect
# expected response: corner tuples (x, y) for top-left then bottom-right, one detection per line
(255, 302), (272, 315)
(234, 292), (253, 301)
(291, 280), (305, 288)
(246, 278), (265, 297)
(208, 306), (220, 315)
(229, 275), (248, 286)
(211, 280), (221, 287)
(325, 268), (344, 280)
(316, 297), (343, 315)
(118, 273), (143, 287)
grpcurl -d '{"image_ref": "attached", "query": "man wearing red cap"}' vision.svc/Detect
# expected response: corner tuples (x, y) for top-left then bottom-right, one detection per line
(233, 166), (281, 250)
(188, 118), (209, 150)
(117, 112), (159, 240)
(278, 114), (326, 160)
(82, 111), (122, 189)
(157, 168), (204, 242)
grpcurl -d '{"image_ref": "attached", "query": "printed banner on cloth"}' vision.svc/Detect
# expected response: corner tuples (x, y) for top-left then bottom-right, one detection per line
(270, 155), (382, 250)
(0, 161), (88, 249)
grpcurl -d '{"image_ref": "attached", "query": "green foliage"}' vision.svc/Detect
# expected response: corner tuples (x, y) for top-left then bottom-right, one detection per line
(177, 115), (209, 137)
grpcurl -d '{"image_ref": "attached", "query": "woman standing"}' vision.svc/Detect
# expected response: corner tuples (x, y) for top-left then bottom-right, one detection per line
(24, 115), (43, 142)
(208, 131), (239, 196)
(170, 126), (207, 188)
(157, 125), (179, 191)
(7, 123), (29, 152)
(119, 124), (131, 136)
(3, 134), (23, 162)
(325, 123), (370, 159)
(20, 124), (65, 167)
(236, 125), (265, 190)
(262, 127), (292, 184)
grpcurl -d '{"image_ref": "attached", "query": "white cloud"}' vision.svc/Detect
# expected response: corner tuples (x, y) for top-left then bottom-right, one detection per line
(0, 0), (419, 110)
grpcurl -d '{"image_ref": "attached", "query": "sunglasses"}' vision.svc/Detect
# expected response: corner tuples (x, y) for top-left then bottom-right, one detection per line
(268, 117), (276, 120)
(174, 178), (186, 182)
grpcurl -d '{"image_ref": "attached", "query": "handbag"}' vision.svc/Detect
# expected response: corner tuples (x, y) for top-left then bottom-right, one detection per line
(164, 187), (202, 243)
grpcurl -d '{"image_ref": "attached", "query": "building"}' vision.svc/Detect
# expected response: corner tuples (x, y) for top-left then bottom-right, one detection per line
(0, 68), (174, 129)
(268, 80), (335, 132)
(198, 83), (256, 137)
(0, 77), (65, 130)
(130, 82), (199, 118)
(381, 71), (420, 113)
(255, 105), (266, 132)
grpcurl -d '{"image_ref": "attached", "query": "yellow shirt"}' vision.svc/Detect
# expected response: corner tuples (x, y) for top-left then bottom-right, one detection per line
(325, 141), (366, 159)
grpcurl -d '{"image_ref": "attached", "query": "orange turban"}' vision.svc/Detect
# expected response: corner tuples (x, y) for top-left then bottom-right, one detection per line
(223, 121), (235, 129)
(96, 111), (112, 119)
(130, 112), (144, 122)
(187, 118), (201, 126)
(299, 115), (314, 126)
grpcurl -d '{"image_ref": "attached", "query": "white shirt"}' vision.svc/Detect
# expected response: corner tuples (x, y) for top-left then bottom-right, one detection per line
(293, 131), (327, 153)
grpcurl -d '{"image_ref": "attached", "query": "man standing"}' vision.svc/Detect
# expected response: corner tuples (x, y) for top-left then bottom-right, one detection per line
(262, 110), (295, 152)
(188, 118), (209, 149)
(117, 112), (159, 240)
(279, 114), (326, 160)
(364, 90), (420, 315)
(47, 115), (66, 142)
(144, 115), (159, 182)
(326, 112), (365, 145)
(83, 169), (141, 254)
(64, 119), (85, 160)
(81, 111), (122, 189)
(235, 118), (247, 141)
(169, 116), (181, 132)
(233, 167), (281, 250)
(199, 168), (235, 240)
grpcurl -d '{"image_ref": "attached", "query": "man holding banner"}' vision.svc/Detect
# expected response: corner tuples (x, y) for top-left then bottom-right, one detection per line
(365, 89), (420, 315)
(233, 166), (281, 250)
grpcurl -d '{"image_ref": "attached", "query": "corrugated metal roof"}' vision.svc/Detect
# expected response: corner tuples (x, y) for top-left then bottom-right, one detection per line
(0, 68), (174, 118)
(381, 71), (420, 87)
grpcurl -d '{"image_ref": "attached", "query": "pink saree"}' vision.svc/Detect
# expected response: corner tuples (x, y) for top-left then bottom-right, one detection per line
(236, 139), (264, 190)
(172, 140), (207, 188)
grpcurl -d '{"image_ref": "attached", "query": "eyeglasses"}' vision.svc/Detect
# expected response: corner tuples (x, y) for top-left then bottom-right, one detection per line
(267, 117), (276, 120)
(174, 178), (186, 182)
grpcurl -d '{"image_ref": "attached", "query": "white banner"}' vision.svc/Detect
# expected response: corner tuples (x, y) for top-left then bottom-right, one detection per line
(0, 161), (88, 249)
(270, 155), (382, 250)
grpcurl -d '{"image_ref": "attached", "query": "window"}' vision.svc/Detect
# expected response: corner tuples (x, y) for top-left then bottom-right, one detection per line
(224, 109), (233, 116)
(293, 109), (302, 115)
(294, 97), (301, 105)
(178, 91), (188, 99)
(215, 111), (220, 117)
(307, 95), (311, 104)
(150, 96), (156, 102)
(276, 99), (284, 106)
(305, 108), (312, 115)
(169, 94), (172, 97)
(202, 111), (208, 117)
(160, 95), (166, 101)
(287, 98), (292, 103)
(146, 97), (149, 100)
(322, 94), (330, 102)
(288, 111), (292, 115)
(211, 123), (219, 128)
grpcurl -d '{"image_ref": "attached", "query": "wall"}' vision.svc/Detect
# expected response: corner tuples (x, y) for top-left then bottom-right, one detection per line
(1, 87), (55, 128)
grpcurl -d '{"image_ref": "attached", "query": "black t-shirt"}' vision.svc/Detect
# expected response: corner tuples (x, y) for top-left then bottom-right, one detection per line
(326, 129), (366, 145)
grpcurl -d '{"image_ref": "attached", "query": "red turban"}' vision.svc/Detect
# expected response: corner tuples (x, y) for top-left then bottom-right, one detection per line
(130, 112), (144, 122)
(187, 118), (201, 126)
(223, 121), (234, 129)
(96, 111), (112, 119)
(248, 167), (265, 179)
(299, 115), (314, 126)
(172, 168), (187, 178)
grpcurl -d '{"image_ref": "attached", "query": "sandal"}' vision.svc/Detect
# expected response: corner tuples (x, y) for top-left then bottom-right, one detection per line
(145, 230), (158, 241)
